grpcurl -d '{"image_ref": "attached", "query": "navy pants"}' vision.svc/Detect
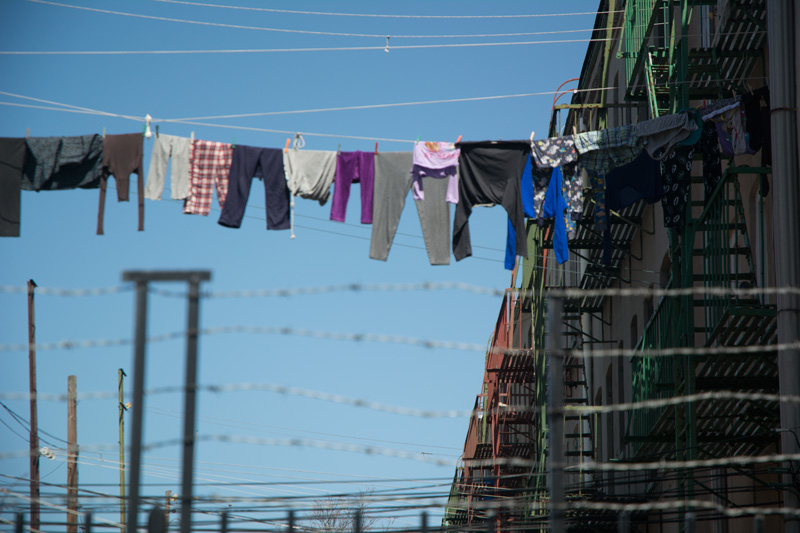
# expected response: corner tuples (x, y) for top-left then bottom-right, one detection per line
(219, 145), (290, 230)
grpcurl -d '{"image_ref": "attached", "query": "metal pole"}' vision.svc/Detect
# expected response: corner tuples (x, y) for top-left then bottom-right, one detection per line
(126, 280), (149, 533)
(421, 511), (428, 533)
(548, 295), (565, 533)
(122, 270), (211, 533)
(119, 369), (127, 532)
(353, 510), (362, 533)
(618, 511), (629, 533)
(180, 279), (201, 533)
(67, 375), (78, 533)
(684, 512), (696, 533)
(221, 512), (229, 533)
(27, 280), (39, 532)
(287, 510), (294, 533)
(85, 512), (92, 533)
(767, 2), (800, 532)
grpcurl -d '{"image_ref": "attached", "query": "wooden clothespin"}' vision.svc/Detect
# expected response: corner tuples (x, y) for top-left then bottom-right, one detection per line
(284, 138), (291, 153)
(529, 131), (535, 143)
(374, 142), (378, 155)
(102, 127), (106, 139)
(190, 131), (195, 141)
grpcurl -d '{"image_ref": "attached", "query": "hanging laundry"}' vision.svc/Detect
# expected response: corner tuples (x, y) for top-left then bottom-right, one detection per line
(740, 86), (771, 166)
(0, 137), (26, 237)
(411, 141), (460, 203)
(576, 125), (643, 233)
(701, 99), (754, 156)
(541, 166), (569, 265)
(504, 154), (537, 270)
(560, 163), (583, 234)
(330, 151), (375, 224)
(660, 121), (722, 232)
(530, 135), (578, 167)
(636, 112), (698, 159)
(283, 149), (337, 205)
(454, 141), (529, 262)
(575, 125), (643, 173)
(22, 134), (103, 191)
(602, 151), (664, 264)
(97, 133), (144, 235)
(183, 139), (233, 216)
(218, 145), (289, 230)
(145, 134), (192, 200)
(528, 136), (582, 232)
(369, 152), (452, 265)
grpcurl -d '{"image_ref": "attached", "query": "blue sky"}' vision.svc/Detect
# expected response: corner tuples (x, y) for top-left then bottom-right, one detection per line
(0, 0), (601, 528)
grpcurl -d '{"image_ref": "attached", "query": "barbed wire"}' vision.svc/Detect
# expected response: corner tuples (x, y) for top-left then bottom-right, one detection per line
(3, 384), (800, 421)
(3, 282), (799, 300)
(0, 325), (487, 353)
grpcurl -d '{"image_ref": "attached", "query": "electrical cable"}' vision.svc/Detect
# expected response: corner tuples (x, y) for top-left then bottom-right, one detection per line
(152, 1), (623, 20)
(25, 0), (616, 40)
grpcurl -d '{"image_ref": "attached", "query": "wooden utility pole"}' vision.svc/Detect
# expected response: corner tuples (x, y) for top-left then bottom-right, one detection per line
(27, 280), (39, 531)
(67, 375), (78, 533)
(165, 490), (171, 532)
(119, 369), (127, 532)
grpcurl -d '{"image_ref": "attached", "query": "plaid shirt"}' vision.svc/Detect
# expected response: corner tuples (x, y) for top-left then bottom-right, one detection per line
(575, 125), (643, 174)
(183, 140), (233, 216)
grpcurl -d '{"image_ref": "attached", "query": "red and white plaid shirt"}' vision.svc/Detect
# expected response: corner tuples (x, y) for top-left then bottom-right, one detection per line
(183, 140), (233, 216)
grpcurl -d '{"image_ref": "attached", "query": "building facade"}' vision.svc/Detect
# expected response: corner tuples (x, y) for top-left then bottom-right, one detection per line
(445, 1), (800, 531)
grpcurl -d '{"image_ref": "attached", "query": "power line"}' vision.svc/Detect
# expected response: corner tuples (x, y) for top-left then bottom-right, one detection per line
(25, 0), (612, 40)
(152, 0), (622, 20)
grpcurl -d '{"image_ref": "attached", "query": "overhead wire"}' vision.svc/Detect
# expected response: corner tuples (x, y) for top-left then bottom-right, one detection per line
(25, 0), (613, 40)
(152, 1), (622, 20)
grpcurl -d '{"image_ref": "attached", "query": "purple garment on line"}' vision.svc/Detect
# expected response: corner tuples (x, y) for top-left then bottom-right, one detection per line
(330, 151), (375, 224)
(411, 164), (459, 204)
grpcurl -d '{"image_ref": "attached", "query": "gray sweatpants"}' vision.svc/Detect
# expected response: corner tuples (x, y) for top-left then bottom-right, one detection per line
(144, 134), (191, 200)
(369, 152), (451, 265)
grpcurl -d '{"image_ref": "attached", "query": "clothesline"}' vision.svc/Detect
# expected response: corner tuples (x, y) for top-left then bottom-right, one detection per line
(1, 88), (772, 278)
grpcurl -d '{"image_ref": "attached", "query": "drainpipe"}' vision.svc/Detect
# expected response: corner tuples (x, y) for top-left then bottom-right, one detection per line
(767, 2), (800, 532)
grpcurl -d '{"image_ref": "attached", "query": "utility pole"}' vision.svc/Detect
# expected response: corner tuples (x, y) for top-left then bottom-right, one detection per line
(122, 270), (211, 533)
(119, 369), (127, 532)
(67, 375), (78, 533)
(165, 490), (171, 532)
(767, 2), (800, 532)
(27, 280), (39, 532)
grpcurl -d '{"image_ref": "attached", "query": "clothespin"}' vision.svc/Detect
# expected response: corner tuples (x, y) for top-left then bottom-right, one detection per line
(572, 124), (577, 136)
(284, 138), (291, 153)
(337, 143), (341, 154)
(416, 136), (420, 145)
(456, 135), (462, 144)
(190, 131), (195, 141)
(529, 131), (535, 143)
(102, 127), (106, 139)
(26, 128), (29, 138)
(374, 142), (378, 155)
(144, 114), (152, 139)
(155, 125), (159, 138)
(746, 82), (754, 94)
(384, 36), (390, 53)
(232, 137), (236, 149)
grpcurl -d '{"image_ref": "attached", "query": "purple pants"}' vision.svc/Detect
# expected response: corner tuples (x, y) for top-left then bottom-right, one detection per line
(330, 151), (374, 224)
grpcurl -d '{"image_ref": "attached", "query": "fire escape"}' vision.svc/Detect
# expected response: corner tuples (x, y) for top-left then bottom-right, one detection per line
(446, 1), (778, 530)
